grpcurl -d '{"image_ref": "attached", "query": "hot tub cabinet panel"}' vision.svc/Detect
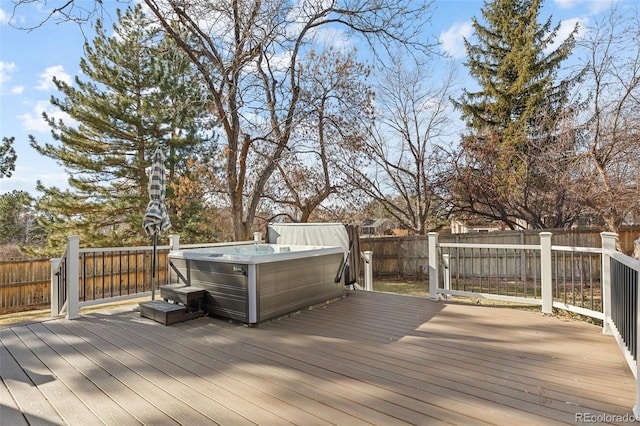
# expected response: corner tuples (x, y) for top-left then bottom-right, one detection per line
(255, 254), (343, 322)
(168, 245), (344, 324)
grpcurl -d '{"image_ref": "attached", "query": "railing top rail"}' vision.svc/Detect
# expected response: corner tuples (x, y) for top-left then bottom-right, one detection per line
(76, 240), (254, 255)
(607, 248), (640, 271)
(177, 241), (254, 249)
(438, 242), (540, 250)
(439, 241), (604, 255)
(78, 245), (172, 254)
(54, 245), (70, 274)
(551, 245), (603, 254)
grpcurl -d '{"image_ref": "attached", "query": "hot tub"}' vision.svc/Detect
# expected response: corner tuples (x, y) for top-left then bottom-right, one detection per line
(168, 244), (345, 324)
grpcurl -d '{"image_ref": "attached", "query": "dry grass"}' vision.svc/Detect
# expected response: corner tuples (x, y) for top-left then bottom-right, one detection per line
(373, 280), (430, 297)
(373, 279), (603, 326)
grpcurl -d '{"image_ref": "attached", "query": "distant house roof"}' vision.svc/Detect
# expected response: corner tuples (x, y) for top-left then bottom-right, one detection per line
(360, 218), (397, 235)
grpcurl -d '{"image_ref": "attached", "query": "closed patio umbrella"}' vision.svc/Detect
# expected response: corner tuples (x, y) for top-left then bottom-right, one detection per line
(143, 146), (171, 300)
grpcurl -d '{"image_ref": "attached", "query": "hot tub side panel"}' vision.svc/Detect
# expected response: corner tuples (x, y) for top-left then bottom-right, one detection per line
(256, 252), (344, 322)
(169, 258), (249, 322)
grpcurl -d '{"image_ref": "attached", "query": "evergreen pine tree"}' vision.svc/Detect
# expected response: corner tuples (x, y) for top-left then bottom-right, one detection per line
(0, 136), (17, 178)
(30, 5), (216, 253)
(458, 0), (576, 151)
(0, 190), (42, 245)
(451, 0), (580, 228)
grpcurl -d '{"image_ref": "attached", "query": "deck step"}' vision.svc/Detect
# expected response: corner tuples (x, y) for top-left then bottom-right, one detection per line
(139, 300), (204, 326)
(159, 284), (207, 313)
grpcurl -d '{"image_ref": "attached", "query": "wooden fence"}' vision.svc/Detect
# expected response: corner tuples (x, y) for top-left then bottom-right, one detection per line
(0, 258), (51, 314)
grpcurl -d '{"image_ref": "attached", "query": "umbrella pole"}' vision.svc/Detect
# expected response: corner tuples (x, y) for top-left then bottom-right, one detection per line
(151, 233), (157, 300)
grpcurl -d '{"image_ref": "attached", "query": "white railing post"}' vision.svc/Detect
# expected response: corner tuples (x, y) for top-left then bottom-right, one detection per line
(66, 235), (80, 320)
(600, 232), (618, 336)
(50, 257), (61, 316)
(170, 234), (180, 250)
(540, 232), (553, 314)
(363, 250), (373, 291)
(428, 232), (439, 301)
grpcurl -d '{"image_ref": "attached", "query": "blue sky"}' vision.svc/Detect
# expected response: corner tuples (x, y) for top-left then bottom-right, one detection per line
(0, 0), (622, 195)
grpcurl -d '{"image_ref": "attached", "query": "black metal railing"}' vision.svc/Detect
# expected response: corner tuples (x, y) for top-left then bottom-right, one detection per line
(552, 247), (602, 313)
(611, 256), (638, 361)
(440, 245), (542, 299)
(53, 249), (68, 315)
(78, 247), (171, 302)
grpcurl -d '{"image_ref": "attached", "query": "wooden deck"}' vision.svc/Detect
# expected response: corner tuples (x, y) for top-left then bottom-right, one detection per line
(1, 291), (635, 425)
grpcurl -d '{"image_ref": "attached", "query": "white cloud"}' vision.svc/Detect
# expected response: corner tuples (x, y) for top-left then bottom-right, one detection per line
(2, 162), (70, 193)
(0, 61), (16, 91)
(36, 65), (71, 91)
(313, 27), (352, 50)
(18, 99), (73, 133)
(0, 8), (9, 24)
(439, 22), (473, 60)
(554, 0), (580, 9)
(553, 0), (616, 14)
(1, 62), (27, 95)
(546, 16), (589, 54)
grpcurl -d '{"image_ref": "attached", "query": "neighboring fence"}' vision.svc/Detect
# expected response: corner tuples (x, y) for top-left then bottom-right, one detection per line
(0, 258), (51, 314)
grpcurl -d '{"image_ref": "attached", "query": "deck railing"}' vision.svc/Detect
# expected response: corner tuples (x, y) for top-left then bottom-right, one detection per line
(430, 232), (608, 318)
(50, 235), (252, 319)
(430, 231), (639, 419)
(601, 238), (640, 419)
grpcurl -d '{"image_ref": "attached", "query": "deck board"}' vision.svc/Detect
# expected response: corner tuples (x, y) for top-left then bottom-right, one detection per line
(1, 291), (635, 425)
(0, 334), (58, 426)
(39, 321), (181, 425)
(51, 319), (247, 425)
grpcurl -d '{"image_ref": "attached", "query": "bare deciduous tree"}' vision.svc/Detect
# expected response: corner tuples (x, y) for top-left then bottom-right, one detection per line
(572, 6), (640, 240)
(265, 47), (373, 222)
(140, 0), (434, 239)
(347, 57), (455, 234)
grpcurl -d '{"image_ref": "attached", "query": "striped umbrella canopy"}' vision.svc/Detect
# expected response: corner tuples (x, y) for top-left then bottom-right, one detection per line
(143, 146), (171, 299)
(143, 146), (171, 236)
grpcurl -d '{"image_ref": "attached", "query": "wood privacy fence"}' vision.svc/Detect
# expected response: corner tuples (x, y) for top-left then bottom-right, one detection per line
(0, 258), (52, 314)
(360, 227), (640, 279)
